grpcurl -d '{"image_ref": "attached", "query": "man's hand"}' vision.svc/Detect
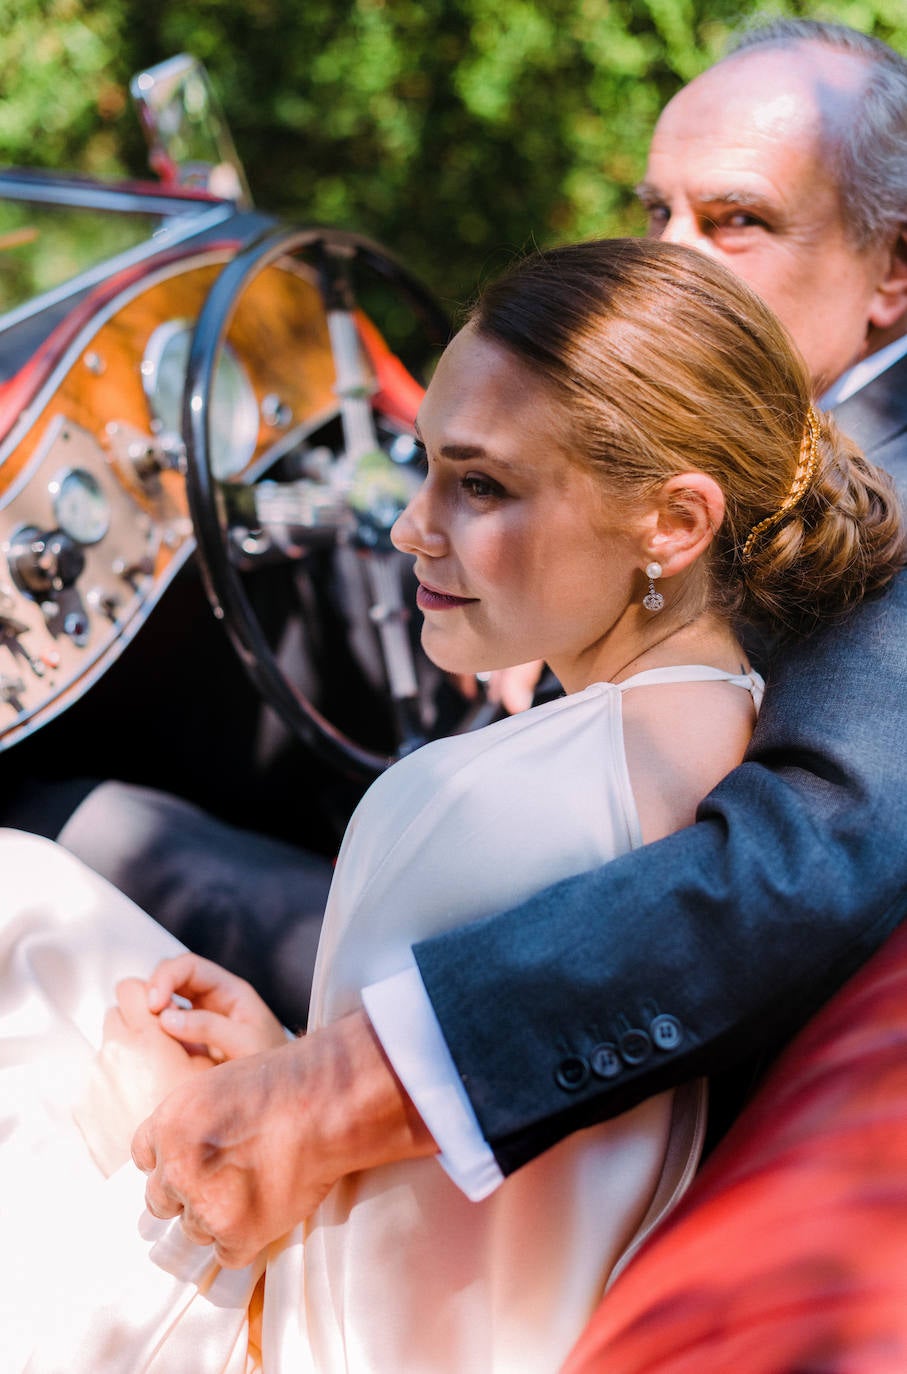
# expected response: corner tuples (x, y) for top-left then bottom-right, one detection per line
(456, 661), (544, 715)
(486, 660), (544, 714)
(131, 1010), (437, 1268)
(147, 953), (287, 1061)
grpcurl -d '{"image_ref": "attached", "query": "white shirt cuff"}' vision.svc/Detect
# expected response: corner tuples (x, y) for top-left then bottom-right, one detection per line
(362, 963), (504, 1202)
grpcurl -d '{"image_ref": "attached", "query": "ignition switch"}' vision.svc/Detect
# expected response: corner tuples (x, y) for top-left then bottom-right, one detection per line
(7, 526), (92, 644)
(7, 526), (86, 597)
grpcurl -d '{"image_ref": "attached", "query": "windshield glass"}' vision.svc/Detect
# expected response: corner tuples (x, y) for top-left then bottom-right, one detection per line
(0, 198), (176, 317)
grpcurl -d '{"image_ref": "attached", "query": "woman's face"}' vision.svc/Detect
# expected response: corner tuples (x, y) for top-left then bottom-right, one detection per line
(391, 325), (645, 692)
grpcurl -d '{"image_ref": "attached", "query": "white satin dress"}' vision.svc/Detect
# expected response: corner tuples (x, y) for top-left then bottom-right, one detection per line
(0, 666), (762, 1373)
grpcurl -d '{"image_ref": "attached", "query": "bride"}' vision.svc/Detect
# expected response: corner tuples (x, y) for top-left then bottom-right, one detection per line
(1, 238), (903, 1372)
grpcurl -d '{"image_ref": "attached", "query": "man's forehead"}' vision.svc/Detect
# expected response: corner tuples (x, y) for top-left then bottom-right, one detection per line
(656, 54), (819, 147)
(655, 43), (868, 150)
(645, 47), (867, 205)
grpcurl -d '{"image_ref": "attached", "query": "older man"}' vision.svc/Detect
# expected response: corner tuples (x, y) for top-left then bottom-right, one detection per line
(134, 19), (907, 1267)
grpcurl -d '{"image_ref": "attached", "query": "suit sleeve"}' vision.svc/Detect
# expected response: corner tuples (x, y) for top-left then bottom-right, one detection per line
(413, 572), (907, 1176)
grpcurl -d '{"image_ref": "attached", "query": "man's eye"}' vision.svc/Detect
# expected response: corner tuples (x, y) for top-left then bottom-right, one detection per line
(410, 438), (428, 471)
(644, 205), (670, 236)
(721, 211), (765, 230)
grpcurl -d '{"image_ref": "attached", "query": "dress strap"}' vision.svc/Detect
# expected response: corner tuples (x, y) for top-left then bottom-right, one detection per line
(616, 664), (765, 711)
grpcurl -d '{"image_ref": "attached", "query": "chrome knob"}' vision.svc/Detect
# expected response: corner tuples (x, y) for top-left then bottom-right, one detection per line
(7, 526), (85, 597)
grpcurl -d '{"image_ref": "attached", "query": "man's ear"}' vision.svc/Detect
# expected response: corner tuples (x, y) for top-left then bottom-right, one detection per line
(639, 472), (724, 578)
(868, 227), (907, 333)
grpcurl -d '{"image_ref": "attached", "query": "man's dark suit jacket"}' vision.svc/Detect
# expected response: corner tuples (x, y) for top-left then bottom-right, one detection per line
(414, 355), (907, 1177)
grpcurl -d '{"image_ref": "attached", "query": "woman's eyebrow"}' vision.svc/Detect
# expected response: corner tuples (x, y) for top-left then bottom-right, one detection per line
(411, 424), (495, 459)
(439, 443), (519, 470)
(414, 420), (519, 468)
(440, 442), (488, 460)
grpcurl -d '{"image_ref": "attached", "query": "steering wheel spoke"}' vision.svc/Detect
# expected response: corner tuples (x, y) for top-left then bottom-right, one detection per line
(219, 475), (352, 565)
(184, 225), (472, 780)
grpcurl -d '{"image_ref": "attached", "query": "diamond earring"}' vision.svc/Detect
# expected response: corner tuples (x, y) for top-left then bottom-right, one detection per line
(643, 561), (664, 612)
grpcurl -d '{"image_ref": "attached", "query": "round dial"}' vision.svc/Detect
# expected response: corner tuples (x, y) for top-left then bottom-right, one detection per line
(142, 319), (260, 479)
(50, 468), (110, 545)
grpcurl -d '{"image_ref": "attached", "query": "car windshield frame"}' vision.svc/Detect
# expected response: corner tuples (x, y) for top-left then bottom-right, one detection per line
(0, 170), (236, 336)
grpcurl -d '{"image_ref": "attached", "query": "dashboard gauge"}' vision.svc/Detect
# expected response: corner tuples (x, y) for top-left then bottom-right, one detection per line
(141, 318), (260, 479)
(50, 467), (110, 544)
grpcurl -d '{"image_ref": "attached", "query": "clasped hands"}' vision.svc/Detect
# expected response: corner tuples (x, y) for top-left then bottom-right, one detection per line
(78, 955), (434, 1269)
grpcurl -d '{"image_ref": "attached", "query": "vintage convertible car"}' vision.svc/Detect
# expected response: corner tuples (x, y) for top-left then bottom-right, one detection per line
(0, 54), (472, 853)
(4, 55), (905, 1374)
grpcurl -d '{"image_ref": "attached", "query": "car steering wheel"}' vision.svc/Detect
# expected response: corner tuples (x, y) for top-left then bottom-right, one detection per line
(183, 224), (485, 781)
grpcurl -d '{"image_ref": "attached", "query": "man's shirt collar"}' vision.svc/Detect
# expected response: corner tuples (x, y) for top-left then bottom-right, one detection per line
(820, 332), (907, 409)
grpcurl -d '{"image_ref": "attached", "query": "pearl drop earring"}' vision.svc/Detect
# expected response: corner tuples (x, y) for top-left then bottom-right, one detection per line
(643, 561), (664, 612)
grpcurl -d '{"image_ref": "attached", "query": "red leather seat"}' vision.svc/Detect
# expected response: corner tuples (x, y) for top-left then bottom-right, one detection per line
(563, 922), (907, 1374)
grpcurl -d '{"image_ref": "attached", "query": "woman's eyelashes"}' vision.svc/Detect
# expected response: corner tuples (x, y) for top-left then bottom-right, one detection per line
(461, 472), (506, 502)
(411, 439), (506, 503)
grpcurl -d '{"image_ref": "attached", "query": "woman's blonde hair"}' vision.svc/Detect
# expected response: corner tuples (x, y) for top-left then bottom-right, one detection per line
(469, 238), (906, 637)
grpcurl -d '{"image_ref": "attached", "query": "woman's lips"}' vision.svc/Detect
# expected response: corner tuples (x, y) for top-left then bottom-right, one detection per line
(416, 582), (478, 611)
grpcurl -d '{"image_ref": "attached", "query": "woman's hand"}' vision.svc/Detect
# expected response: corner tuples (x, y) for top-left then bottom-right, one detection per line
(147, 953), (288, 1061)
(74, 977), (214, 1177)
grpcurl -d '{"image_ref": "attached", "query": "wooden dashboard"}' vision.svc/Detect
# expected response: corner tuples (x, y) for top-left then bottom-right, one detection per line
(0, 248), (340, 750)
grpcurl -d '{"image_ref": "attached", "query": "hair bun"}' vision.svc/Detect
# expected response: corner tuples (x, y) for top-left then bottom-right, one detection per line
(736, 415), (906, 637)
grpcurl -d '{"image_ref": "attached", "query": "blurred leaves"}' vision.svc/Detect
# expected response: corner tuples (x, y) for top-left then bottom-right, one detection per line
(2, 0), (907, 304)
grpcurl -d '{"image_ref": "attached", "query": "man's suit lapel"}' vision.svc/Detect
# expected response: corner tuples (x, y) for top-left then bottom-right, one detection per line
(831, 352), (907, 461)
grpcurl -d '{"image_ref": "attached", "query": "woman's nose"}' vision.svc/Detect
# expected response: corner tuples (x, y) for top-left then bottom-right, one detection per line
(391, 485), (447, 558)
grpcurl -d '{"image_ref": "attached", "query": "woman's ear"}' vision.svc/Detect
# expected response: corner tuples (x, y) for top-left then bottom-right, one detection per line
(638, 472), (724, 577)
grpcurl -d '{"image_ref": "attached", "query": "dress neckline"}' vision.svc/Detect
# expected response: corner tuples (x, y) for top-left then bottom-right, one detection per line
(613, 663), (764, 711)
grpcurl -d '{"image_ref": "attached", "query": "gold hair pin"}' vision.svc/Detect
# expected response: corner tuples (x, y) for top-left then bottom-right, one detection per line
(741, 406), (821, 560)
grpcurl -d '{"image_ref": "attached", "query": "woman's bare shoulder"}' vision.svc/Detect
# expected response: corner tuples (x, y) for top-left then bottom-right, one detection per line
(620, 678), (757, 845)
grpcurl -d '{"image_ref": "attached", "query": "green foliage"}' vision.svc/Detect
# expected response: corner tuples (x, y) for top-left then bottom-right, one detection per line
(0, 0), (131, 173)
(2, 0), (907, 307)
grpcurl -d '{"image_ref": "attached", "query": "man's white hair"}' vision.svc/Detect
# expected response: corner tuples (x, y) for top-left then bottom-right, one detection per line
(728, 18), (907, 248)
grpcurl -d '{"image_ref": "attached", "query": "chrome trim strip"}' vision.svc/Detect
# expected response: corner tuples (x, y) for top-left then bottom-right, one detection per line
(0, 172), (228, 214)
